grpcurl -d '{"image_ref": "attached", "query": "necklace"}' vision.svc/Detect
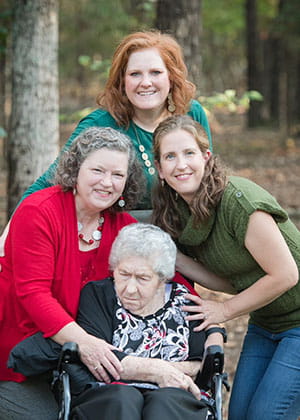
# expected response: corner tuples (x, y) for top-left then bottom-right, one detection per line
(78, 215), (105, 245)
(132, 124), (156, 176)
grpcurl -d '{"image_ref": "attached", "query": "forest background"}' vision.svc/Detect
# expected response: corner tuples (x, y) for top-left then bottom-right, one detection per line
(0, 0), (300, 415)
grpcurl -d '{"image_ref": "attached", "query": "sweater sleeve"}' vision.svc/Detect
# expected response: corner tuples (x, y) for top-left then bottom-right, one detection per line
(11, 201), (75, 336)
(223, 177), (289, 247)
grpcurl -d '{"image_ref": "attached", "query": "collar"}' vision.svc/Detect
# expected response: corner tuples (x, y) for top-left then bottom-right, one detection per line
(177, 198), (217, 246)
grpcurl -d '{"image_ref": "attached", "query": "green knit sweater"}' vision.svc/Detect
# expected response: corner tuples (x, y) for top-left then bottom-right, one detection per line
(177, 176), (300, 333)
(20, 100), (211, 210)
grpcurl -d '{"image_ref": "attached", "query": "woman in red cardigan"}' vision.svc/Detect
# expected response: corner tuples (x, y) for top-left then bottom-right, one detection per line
(0, 126), (143, 419)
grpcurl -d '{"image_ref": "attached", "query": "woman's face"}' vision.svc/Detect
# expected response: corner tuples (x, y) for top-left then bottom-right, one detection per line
(114, 256), (163, 316)
(156, 129), (211, 204)
(124, 47), (170, 115)
(75, 148), (128, 213)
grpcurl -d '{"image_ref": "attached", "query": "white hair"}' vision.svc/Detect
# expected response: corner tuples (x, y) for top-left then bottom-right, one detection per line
(109, 223), (176, 281)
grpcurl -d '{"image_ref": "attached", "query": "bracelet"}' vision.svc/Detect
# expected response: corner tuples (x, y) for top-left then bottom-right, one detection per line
(205, 327), (227, 343)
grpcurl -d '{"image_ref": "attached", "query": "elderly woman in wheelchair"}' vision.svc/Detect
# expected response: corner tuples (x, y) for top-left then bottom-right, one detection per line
(9, 223), (227, 420)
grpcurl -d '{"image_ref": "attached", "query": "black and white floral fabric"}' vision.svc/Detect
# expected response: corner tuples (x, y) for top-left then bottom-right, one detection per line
(112, 283), (191, 361)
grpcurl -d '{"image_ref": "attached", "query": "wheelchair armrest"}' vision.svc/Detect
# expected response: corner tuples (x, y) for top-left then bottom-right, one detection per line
(57, 342), (80, 372)
(198, 344), (224, 391)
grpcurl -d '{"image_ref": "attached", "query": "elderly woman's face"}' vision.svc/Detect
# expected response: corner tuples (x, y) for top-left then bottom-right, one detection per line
(113, 256), (164, 316)
(75, 148), (128, 212)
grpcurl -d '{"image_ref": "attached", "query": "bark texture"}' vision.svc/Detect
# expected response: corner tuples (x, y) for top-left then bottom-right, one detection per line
(8, 0), (59, 214)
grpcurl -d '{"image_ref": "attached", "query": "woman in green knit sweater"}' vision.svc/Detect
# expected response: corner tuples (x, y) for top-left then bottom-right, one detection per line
(152, 115), (300, 420)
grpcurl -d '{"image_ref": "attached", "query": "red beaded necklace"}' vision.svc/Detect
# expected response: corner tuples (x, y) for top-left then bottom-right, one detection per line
(78, 215), (105, 245)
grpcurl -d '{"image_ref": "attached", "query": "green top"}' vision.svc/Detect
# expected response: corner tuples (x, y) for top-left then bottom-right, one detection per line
(177, 176), (300, 333)
(21, 100), (211, 210)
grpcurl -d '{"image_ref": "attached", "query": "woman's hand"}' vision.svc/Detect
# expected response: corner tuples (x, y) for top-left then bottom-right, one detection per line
(157, 364), (201, 400)
(51, 322), (123, 383)
(78, 334), (123, 383)
(182, 293), (228, 331)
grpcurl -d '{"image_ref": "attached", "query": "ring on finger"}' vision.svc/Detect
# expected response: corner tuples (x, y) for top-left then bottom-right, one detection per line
(94, 366), (99, 371)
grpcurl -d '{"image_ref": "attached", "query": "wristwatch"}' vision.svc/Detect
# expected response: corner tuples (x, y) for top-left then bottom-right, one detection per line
(205, 327), (227, 343)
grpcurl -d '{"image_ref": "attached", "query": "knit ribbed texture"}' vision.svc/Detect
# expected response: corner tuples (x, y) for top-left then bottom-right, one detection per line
(178, 176), (300, 333)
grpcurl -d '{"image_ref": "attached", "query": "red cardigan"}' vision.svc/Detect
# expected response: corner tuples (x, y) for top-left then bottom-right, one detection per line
(0, 186), (197, 382)
(0, 186), (136, 381)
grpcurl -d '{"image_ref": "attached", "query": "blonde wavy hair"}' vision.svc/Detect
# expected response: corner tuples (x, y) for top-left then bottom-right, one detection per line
(97, 30), (196, 128)
(152, 115), (227, 238)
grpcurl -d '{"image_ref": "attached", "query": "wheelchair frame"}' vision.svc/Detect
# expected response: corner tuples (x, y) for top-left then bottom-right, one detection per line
(52, 342), (229, 420)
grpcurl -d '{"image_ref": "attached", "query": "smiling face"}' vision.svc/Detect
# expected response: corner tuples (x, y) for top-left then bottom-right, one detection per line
(75, 148), (128, 213)
(156, 128), (211, 203)
(124, 47), (170, 115)
(114, 256), (164, 316)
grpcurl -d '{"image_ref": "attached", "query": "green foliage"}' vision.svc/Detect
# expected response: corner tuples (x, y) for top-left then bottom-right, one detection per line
(202, 0), (245, 39)
(0, 5), (12, 54)
(198, 89), (263, 113)
(59, 107), (94, 123)
(78, 55), (111, 85)
(59, 0), (148, 82)
(0, 126), (7, 138)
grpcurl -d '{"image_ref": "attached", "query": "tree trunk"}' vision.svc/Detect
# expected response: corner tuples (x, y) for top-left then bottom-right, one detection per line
(0, 1), (11, 134)
(8, 0), (59, 215)
(155, 0), (202, 90)
(246, 0), (262, 127)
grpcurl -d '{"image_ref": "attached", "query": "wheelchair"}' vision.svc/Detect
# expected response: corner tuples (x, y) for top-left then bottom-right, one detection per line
(52, 342), (230, 420)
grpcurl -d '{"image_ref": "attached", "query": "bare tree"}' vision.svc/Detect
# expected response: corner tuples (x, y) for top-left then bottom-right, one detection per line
(155, 0), (203, 90)
(8, 0), (59, 215)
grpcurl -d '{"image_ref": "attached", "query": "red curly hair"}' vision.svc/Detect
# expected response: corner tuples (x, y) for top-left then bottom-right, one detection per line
(97, 30), (196, 128)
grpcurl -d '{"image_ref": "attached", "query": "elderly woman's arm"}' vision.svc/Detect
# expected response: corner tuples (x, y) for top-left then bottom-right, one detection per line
(119, 356), (201, 400)
(169, 329), (224, 380)
(119, 331), (223, 399)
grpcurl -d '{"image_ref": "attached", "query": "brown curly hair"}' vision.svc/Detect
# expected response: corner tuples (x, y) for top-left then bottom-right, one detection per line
(97, 30), (196, 128)
(152, 115), (227, 238)
(54, 127), (145, 212)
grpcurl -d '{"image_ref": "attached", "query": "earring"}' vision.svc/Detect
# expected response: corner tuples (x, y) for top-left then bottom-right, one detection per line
(161, 179), (165, 187)
(73, 187), (77, 196)
(118, 196), (125, 207)
(167, 92), (176, 113)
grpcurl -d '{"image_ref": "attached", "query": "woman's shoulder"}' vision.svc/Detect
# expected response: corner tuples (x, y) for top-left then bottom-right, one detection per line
(78, 108), (119, 128)
(188, 99), (205, 116)
(82, 277), (114, 295)
(14, 186), (68, 214)
(226, 176), (277, 201)
(80, 277), (116, 307)
(221, 176), (288, 222)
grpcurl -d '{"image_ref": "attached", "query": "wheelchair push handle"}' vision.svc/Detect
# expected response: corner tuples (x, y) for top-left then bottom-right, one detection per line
(198, 344), (224, 391)
(57, 342), (79, 372)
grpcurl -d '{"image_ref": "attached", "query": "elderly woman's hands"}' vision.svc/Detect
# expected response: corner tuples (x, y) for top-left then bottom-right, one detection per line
(157, 363), (201, 400)
(121, 356), (201, 400)
(78, 334), (123, 383)
(182, 293), (229, 331)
